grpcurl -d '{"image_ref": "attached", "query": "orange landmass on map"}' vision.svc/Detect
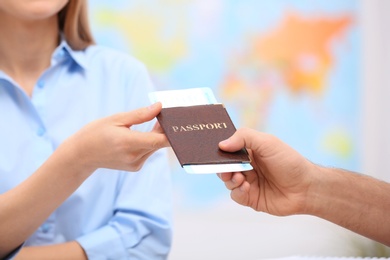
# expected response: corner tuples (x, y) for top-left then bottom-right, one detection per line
(253, 13), (352, 94)
(220, 12), (352, 128)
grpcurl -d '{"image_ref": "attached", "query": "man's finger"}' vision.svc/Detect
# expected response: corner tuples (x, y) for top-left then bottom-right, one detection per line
(219, 127), (261, 152)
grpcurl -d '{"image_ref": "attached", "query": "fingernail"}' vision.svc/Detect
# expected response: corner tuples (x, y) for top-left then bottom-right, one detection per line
(148, 102), (158, 110)
(219, 139), (229, 146)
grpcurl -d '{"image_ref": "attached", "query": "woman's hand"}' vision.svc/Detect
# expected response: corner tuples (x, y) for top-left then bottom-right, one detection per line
(62, 102), (169, 172)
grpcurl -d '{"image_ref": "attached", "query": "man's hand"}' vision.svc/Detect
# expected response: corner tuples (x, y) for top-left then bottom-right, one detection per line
(217, 127), (315, 216)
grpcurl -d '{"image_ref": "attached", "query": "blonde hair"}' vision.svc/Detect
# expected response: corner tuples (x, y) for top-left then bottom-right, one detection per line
(58, 0), (95, 50)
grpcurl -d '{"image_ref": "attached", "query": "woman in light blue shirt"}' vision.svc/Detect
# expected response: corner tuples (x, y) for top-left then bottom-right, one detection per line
(0, 0), (173, 259)
(0, 103), (169, 259)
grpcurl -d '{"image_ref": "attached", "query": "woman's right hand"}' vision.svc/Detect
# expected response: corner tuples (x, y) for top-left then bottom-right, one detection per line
(61, 102), (169, 173)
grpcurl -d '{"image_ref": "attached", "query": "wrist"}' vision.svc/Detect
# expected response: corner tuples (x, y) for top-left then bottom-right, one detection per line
(303, 165), (355, 219)
(54, 139), (97, 179)
(301, 163), (331, 216)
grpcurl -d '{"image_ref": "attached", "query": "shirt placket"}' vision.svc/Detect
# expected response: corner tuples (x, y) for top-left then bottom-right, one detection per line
(26, 73), (58, 244)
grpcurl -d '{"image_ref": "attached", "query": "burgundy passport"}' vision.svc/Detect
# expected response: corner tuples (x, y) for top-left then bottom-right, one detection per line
(157, 104), (251, 168)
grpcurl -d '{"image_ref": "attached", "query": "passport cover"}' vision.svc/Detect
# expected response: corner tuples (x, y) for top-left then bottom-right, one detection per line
(157, 104), (250, 167)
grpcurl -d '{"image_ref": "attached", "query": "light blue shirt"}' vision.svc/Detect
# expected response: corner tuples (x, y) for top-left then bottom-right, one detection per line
(0, 40), (173, 259)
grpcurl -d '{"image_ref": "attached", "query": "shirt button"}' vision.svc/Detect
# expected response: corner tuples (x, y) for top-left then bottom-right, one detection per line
(36, 127), (46, 137)
(37, 80), (45, 89)
(41, 223), (51, 233)
(58, 49), (66, 57)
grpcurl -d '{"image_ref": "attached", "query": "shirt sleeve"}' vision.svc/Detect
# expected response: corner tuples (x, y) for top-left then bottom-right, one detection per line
(76, 57), (173, 259)
(76, 150), (173, 260)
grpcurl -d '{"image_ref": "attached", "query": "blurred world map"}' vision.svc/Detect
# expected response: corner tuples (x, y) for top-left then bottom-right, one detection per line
(89, 0), (360, 208)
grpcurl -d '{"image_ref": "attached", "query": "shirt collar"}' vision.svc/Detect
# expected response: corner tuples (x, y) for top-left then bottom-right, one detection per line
(52, 39), (88, 70)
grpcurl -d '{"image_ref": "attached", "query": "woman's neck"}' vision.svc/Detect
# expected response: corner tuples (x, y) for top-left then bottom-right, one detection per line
(0, 14), (60, 95)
